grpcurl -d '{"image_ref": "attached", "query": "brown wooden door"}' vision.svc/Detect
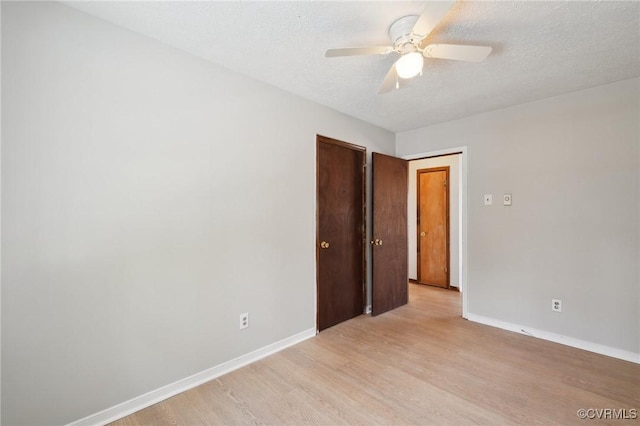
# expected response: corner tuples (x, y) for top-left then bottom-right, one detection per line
(417, 167), (449, 288)
(316, 135), (365, 331)
(371, 152), (408, 316)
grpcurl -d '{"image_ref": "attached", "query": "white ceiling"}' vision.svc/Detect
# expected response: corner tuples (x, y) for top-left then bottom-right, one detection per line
(64, 1), (640, 133)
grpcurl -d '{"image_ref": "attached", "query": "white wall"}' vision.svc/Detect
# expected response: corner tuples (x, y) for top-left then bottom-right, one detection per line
(408, 156), (460, 288)
(0, 2), (394, 425)
(397, 78), (640, 359)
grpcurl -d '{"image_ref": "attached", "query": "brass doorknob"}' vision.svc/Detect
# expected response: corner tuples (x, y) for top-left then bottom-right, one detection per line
(370, 238), (383, 246)
(320, 241), (330, 249)
(420, 231), (426, 237)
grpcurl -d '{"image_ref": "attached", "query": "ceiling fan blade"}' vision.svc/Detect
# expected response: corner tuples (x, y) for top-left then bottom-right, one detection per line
(378, 62), (404, 94)
(412, 0), (457, 38)
(423, 44), (492, 62)
(325, 46), (393, 57)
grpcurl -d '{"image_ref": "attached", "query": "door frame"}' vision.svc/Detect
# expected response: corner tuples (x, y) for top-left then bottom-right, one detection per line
(416, 166), (450, 288)
(402, 146), (468, 319)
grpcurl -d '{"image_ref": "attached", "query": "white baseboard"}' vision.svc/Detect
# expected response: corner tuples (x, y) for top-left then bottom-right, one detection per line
(68, 328), (317, 426)
(466, 313), (639, 364)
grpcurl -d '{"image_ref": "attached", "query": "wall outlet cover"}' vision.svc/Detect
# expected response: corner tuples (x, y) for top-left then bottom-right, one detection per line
(240, 312), (249, 329)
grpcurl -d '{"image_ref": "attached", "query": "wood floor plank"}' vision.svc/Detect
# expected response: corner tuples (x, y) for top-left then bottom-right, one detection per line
(110, 284), (639, 425)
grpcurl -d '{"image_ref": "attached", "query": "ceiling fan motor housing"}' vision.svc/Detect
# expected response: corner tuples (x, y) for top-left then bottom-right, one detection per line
(389, 15), (423, 54)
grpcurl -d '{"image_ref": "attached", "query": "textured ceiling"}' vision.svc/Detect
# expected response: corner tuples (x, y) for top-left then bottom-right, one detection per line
(63, 1), (640, 132)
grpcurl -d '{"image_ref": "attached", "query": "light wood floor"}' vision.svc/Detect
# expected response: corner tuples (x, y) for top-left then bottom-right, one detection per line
(112, 284), (639, 425)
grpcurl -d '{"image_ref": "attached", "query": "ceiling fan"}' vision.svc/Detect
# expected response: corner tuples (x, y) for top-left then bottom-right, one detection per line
(325, 1), (492, 94)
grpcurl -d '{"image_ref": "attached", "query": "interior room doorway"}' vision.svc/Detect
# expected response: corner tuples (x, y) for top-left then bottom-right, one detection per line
(405, 149), (466, 316)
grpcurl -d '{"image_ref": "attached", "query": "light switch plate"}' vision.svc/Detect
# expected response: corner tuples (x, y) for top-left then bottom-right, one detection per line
(484, 194), (493, 205)
(503, 194), (512, 206)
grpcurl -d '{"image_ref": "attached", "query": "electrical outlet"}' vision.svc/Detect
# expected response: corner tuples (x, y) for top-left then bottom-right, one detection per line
(239, 312), (249, 329)
(552, 299), (562, 313)
(484, 194), (493, 205)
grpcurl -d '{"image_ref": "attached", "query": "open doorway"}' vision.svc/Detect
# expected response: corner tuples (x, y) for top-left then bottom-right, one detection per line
(404, 148), (466, 317)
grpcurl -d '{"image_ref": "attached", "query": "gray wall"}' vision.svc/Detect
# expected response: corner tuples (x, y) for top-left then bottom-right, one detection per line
(1, 2), (394, 424)
(397, 78), (640, 356)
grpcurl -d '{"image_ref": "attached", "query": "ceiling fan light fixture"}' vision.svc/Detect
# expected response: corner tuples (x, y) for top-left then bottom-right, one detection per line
(395, 52), (424, 79)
